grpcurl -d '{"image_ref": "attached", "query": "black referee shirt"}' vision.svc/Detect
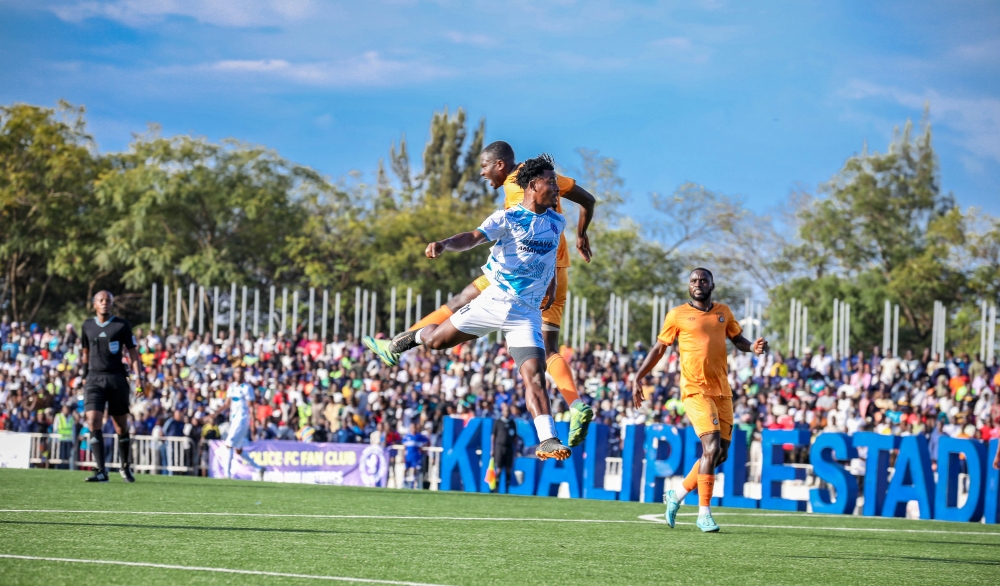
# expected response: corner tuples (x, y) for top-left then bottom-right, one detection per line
(81, 316), (137, 374)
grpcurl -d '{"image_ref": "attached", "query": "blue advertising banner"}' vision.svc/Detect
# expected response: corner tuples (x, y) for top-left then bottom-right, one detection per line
(209, 440), (389, 487)
(440, 417), (1000, 524)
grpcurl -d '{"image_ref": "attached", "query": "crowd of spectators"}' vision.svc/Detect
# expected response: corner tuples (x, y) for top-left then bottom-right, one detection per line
(2, 312), (999, 472)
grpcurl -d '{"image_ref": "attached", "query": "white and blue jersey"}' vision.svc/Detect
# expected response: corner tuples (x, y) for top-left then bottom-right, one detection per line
(227, 382), (254, 424)
(477, 205), (565, 308)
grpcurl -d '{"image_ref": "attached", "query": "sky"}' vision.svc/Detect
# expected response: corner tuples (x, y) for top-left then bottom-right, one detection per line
(1, 0), (998, 221)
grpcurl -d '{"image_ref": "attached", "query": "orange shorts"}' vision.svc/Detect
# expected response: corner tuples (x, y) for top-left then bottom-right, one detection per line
(683, 394), (733, 441)
(472, 267), (568, 328)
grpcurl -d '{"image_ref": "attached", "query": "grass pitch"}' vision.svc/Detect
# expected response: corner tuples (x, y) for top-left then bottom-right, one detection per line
(1, 469), (998, 585)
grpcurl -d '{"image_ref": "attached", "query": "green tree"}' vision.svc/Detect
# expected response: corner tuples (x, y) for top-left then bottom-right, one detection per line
(0, 102), (107, 324)
(93, 132), (318, 296)
(420, 108), (487, 202)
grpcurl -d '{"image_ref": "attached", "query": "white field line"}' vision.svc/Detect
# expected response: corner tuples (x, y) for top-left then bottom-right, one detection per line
(636, 514), (1000, 536)
(2, 509), (998, 537)
(0, 554), (448, 585)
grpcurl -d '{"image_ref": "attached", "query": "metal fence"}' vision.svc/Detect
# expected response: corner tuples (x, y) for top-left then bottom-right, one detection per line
(25, 432), (200, 475)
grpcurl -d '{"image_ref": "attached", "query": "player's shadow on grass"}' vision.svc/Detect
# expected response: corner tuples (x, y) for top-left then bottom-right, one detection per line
(788, 555), (1000, 567)
(1, 520), (419, 536)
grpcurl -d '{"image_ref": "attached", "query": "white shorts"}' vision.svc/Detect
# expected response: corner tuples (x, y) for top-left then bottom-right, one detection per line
(450, 287), (543, 349)
(225, 418), (251, 449)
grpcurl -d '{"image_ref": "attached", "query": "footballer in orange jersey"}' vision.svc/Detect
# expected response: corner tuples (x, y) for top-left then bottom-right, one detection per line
(632, 268), (768, 532)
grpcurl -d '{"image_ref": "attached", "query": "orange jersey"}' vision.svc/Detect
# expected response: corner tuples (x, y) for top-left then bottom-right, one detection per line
(502, 169), (576, 268)
(657, 302), (742, 399)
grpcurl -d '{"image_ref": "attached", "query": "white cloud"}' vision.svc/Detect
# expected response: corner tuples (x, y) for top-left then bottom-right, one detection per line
(198, 52), (454, 87)
(52, 0), (314, 27)
(842, 80), (1000, 163)
(951, 39), (1000, 62)
(649, 36), (692, 50)
(444, 31), (496, 47)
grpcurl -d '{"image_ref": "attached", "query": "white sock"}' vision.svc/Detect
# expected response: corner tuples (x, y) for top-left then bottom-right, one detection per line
(674, 487), (690, 501)
(226, 448), (235, 478)
(699, 505), (711, 516)
(533, 415), (556, 442)
(570, 399), (583, 409)
(414, 328), (424, 345)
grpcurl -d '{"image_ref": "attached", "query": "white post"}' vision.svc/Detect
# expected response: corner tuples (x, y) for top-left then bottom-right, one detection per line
(254, 288), (260, 337)
(788, 298), (796, 356)
(322, 289), (328, 342)
(229, 282), (237, 340)
(622, 299), (629, 351)
(882, 300), (891, 355)
(281, 287), (288, 335)
(162, 282), (168, 331)
(415, 293), (422, 324)
(845, 303), (851, 359)
(562, 291), (573, 346)
(309, 287), (315, 338)
(150, 283), (157, 331)
(360, 290), (368, 340)
(198, 285), (205, 335)
(832, 299), (839, 359)
(981, 300), (988, 361)
(435, 290), (441, 310)
(334, 291), (341, 338)
(188, 284), (195, 332)
(354, 287), (361, 340)
(756, 303), (763, 344)
(892, 304), (899, 359)
(212, 286), (219, 340)
(569, 297), (580, 350)
(581, 298), (588, 351)
(940, 303), (947, 357)
(608, 293), (617, 351)
(801, 305), (808, 356)
(988, 305), (996, 366)
(176, 286), (182, 328)
(405, 287), (412, 331)
(390, 286), (397, 337)
(268, 286), (275, 338)
(292, 290), (299, 337)
(651, 295), (659, 345)
(241, 286), (248, 340)
(370, 291), (377, 337)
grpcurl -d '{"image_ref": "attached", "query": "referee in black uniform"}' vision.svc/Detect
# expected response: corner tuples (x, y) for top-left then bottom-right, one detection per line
(80, 291), (143, 482)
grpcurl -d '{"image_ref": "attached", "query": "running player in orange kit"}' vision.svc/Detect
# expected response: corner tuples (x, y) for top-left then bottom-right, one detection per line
(631, 268), (768, 532)
(409, 141), (597, 447)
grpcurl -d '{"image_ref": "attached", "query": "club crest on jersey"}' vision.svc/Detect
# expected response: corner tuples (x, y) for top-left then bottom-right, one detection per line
(713, 417), (719, 425)
(718, 315), (725, 322)
(109, 341), (120, 354)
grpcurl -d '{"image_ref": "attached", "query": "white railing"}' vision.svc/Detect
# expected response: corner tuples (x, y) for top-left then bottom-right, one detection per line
(24, 432), (199, 475)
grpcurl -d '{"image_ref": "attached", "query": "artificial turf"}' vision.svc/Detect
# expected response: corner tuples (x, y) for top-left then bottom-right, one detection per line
(1, 468), (998, 585)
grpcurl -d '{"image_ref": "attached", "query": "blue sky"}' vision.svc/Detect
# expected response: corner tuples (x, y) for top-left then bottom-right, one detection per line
(2, 0), (998, 220)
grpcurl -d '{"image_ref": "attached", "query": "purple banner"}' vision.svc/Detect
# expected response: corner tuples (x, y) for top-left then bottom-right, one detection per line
(208, 440), (389, 487)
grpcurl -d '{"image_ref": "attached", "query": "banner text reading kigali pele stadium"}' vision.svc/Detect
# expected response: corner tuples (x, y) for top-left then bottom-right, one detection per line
(441, 418), (1000, 524)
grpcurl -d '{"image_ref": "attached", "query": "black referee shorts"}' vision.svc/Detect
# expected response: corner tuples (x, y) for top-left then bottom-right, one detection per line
(84, 372), (131, 417)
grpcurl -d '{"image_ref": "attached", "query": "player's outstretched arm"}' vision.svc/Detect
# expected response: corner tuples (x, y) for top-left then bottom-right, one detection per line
(561, 184), (596, 263)
(630, 340), (668, 408)
(425, 230), (489, 259)
(731, 334), (768, 355)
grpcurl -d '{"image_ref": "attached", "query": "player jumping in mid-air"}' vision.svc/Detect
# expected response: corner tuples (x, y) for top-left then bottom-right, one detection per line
(80, 291), (142, 483)
(407, 141), (597, 447)
(631, 268), (768, 532)
(365, 154), (573, 461)
(214, 366), (265, 481)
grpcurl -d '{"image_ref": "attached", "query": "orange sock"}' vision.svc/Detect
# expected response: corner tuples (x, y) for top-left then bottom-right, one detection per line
(546, 354), (581, 406)
(682, 463), (699, 493)
(409, 305), (453, 331)
(697, 474), (715, 507)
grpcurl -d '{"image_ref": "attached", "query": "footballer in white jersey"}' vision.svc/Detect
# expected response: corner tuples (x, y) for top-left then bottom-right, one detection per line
(213, 366), (264, 479)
